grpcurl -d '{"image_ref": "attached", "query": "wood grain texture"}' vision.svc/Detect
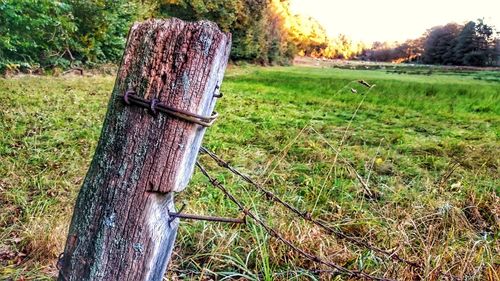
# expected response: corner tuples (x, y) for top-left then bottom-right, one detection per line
(58, 19), (231, 281)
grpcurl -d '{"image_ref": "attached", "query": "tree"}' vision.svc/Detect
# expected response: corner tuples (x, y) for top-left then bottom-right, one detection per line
(451, 20), (496, 66)
(422, 19), (497, 66)
(495, 35), (500, 66)
(453, 21), (476, 65)
(422, 23), (462, 64)
(472, 19), (496, 66)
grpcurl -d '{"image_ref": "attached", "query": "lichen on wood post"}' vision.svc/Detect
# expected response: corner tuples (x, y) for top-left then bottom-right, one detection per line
(58, 19), (231, 281)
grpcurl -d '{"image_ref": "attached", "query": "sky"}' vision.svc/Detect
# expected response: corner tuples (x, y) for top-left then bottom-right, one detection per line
(290, 0), (500, 44)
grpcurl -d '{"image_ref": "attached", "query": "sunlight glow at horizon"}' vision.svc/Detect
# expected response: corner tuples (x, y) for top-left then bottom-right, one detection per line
(290, 0), (500, 44)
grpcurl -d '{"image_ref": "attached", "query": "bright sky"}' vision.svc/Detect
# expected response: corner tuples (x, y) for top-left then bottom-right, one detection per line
(290, 0), (500, 43)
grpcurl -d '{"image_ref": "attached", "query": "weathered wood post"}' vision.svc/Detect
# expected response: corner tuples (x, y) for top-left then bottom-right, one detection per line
(58, 19), (231, 280)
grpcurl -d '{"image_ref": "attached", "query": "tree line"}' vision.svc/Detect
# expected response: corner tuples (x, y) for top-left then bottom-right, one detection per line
(0, 0), (370, 72)
(361, 19), (499, 67)
(0, 0), (333, 72)
(1, 0), (498, 73)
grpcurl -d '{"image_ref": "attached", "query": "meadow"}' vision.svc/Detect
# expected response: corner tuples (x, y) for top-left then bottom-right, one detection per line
(0, 65), (499, 280)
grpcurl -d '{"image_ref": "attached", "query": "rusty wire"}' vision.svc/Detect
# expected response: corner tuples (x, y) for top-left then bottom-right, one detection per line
(200, 146), (420, 268)
(196, 161), (395, 281)
(118, 90), (219, 127)
(199, 147), (461, 281)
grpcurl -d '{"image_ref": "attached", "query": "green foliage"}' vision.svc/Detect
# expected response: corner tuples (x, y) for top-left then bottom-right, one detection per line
(160, 0), (242, 31)
(0, 0), (304, 69)
(0, 0), (139, 73)
(0, 0), (76, 71)
(66, 0), (138, 65)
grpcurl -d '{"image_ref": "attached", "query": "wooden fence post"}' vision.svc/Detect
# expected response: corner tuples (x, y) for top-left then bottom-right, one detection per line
(58, 19), (231, 281)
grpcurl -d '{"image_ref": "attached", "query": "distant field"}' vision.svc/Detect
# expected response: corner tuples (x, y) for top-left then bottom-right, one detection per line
(0, 65), (499, 280)
(295, 57), (500, 83)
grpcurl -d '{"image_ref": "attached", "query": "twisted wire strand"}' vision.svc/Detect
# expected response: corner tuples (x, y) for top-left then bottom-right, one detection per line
(199, 147), (460, 280)
(196, 161), (396, 281)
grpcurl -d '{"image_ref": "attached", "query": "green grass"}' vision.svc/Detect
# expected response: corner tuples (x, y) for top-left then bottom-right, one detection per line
(1, 66), (499, 280)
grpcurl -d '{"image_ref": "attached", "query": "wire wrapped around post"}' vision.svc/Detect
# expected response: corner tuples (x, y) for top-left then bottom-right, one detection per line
(119, 90), (219, 127)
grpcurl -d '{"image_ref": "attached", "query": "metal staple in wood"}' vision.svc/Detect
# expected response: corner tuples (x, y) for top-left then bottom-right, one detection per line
(168, 202), (245, 224)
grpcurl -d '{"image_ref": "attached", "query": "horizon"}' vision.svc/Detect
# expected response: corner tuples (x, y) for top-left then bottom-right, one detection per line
(290, 0), (500, 44)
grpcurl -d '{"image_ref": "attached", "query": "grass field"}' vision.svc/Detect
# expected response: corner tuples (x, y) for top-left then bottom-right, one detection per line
(0, 65), (499, 280)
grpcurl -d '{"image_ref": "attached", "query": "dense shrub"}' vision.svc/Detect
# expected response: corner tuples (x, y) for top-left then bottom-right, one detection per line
(0, 1), (76, 71)
(0, 0), (138, 73)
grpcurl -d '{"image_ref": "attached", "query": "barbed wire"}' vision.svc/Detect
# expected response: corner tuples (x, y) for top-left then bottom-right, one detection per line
(199, 147), (461, 281)
(191, 80), (460, 280)
(196, 161), (396, 281)
(200, 146), (419, 268)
